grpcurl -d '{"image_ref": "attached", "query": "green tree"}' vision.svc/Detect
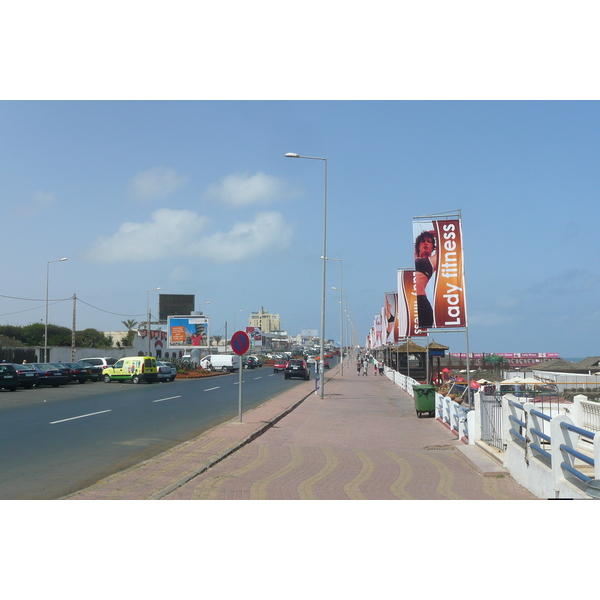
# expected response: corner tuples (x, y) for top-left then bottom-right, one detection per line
(121, 319), (139, 330)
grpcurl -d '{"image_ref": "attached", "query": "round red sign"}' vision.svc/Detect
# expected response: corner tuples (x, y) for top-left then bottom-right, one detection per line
(231, 331), (250, 355)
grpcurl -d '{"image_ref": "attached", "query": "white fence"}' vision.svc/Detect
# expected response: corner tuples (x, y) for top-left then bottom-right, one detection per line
(384, 365), (600, 498)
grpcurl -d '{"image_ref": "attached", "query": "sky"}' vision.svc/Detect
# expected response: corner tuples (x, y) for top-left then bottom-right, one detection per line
(3, 3), (600, 362)
(3, 99), (600, 359)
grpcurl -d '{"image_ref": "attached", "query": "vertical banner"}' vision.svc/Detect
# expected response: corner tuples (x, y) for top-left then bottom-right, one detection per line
(398, 269), (428, 337)
(384, 293), (397, 344)
(412, 217), (467, 329)
(374, 313), (383, 347)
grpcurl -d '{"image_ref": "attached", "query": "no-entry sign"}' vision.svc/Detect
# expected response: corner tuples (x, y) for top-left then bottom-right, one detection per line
(231, 330), (250, 355)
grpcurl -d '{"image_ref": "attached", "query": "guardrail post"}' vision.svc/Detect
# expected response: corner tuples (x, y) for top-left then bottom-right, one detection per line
(572, 394), (586, 429)
(595, 432), (600, 480)
(550, 414), (575, 496)
(466, 410), (476, 445)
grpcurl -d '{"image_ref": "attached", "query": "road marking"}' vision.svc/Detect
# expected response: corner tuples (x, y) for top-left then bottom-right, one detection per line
(254, 377), (262, 380)
(204, 387), (220, 392)
(152, 395), (182, 403)
(50, 410), (112, 424)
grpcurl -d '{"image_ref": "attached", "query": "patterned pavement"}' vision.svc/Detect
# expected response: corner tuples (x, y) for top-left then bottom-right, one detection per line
(65, 361), (538, 500)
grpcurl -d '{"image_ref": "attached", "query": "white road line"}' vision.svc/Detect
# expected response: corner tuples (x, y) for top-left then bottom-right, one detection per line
(204, 387), (220, 391)
(254, 377), (262, 380)
(50, 410), (112, 425)
(152, 395), (182, 403)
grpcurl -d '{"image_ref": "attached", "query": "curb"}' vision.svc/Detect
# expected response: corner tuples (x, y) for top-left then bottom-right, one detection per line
(148, 366), (342, 499)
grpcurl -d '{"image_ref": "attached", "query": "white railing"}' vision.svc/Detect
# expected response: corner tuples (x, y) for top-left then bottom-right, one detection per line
(502, 395), (600, 498)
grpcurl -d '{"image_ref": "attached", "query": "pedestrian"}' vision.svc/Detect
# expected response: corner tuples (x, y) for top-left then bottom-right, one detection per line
(363, 357), (368, 375)
(373, 362), (378, 376)
(378, 362), (384, 376)
(356, 360), (362, 376)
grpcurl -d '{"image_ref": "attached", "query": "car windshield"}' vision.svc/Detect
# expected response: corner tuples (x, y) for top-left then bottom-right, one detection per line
(289, 360), (303, 366)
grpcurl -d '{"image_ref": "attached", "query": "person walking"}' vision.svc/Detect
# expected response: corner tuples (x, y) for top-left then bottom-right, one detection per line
(373, 361), (378, 376)
(378, 361), (384, 376)
(363, 357), (369, 375)
(356, 360), (362, 376)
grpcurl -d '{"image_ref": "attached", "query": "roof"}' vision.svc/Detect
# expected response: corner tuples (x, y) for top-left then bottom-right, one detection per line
(393, 340), (427, 353)
(534, 359), (579, 371)
(575, 356), (600, 369)
(427, 339), (449, 350)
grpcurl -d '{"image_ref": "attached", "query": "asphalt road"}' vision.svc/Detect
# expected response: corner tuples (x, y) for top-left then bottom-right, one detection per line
(0, 364), (323, 499)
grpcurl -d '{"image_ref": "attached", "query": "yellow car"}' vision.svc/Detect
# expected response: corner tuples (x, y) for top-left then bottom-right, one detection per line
(102, 356), (158, 384)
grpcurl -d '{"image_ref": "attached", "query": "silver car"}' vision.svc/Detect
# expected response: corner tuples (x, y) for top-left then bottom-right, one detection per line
(157, 361), (177, 382)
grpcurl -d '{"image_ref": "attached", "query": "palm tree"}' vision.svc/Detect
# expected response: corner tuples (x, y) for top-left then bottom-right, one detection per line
(122, 319), (139, 331)
(212, 334), (223, 347)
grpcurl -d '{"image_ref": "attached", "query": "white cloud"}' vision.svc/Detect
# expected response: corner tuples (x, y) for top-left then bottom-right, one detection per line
(86, 208), (209, 263)
(203, 172), (298, 207)
(129, 166), (187, 200)
(189, 211), (292, 261)
(86, 209), (291, 264)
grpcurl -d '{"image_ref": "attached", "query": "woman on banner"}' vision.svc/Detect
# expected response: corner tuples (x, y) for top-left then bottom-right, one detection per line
(414, 230), (437, 328)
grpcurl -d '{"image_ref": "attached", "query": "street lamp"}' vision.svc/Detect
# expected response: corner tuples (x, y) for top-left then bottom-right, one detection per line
(286, 152), (328, 398)
(44, 257), (67, 362)
(146, 287), (161, 356)
(332, 284), (346, 376)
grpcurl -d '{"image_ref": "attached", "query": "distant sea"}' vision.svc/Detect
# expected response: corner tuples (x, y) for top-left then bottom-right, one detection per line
(563, 358), (584, 363)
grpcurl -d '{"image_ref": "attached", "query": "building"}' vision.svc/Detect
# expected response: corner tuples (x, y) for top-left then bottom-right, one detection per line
(249, 307), (280, 333)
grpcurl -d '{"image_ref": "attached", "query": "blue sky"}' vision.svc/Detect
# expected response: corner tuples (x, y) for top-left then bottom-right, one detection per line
(2, 100), (600, 359)
(3, 4), (600, 360)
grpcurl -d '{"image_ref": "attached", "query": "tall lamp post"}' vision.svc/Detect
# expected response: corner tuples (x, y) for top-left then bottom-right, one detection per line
(332, 285), (346, 376)
(326, 256), (343, 374)
(286, 152), (328, 398)
(45, 257), (67, 362)
(146, 287), (161, 356)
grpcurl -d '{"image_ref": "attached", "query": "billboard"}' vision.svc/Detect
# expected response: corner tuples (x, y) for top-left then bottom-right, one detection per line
(159, 294), (195, 321)
(412, 217), (467, 329)
(167, 315), (210, 348)
(246, 327), (263, 347)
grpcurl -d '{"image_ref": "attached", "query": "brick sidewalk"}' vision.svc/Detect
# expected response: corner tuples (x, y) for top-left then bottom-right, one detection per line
(64, 364), (538, 500)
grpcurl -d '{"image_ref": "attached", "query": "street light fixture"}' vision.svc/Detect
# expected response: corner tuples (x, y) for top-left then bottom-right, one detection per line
(44, 257), (67, 362)
(286, 152), (328, 398)
(146, 287), (161, 356)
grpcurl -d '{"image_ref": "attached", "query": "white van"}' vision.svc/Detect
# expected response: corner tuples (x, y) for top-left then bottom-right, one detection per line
(200, 354), (239, 373)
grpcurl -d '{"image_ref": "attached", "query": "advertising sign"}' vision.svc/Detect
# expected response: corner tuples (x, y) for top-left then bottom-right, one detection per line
(398, 269), (428, 338)
(246, 327), (263, 348)
(384, 292), (398, 344)
(167, 315), (210, 348)
(412, 217), (467, 329)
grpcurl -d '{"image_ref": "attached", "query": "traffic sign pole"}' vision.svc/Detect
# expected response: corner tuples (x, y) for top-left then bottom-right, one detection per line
(231, 331), (250, 423)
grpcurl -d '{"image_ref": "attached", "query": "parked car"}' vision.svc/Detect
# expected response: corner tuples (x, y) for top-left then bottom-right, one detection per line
(273, 358), (289, 373)
(11, 363), (39, 388)
(249, 355), (264, 367)
(284, 359), (310, 380)
(102, 356), (158, 384)
(82, 357), (119, 371)
(76, 360), (103, 382)
(53, 362), (94, 384)
(0, 363), (19, 391)
(30, 363), (70, 387)
(157, 361), (177, 382)
(243, 356), (257, 369)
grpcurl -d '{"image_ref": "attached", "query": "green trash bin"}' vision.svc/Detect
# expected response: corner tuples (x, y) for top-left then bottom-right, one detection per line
(413, 384), (436, 418)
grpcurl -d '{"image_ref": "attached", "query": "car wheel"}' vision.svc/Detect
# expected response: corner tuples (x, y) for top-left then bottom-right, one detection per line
(103, 374), (111, 383)
(222, 366), (228, 373)
(9, 387), (18, 392)
(132, 374), (140, 384)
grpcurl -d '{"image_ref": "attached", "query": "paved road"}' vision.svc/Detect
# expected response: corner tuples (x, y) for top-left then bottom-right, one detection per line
(0, 363), (321, 499)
